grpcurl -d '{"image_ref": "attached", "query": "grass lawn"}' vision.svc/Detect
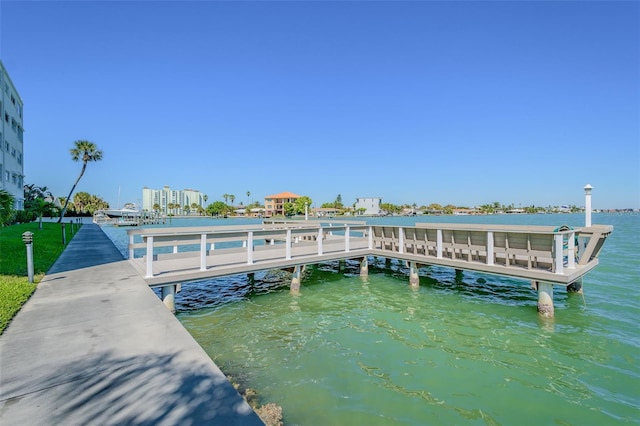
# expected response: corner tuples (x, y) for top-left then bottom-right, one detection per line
(0, 221), (77, 334)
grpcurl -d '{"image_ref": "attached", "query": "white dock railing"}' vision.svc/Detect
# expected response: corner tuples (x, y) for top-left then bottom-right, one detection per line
(127, 222), (612, 285)
(127, 223), (369, 279)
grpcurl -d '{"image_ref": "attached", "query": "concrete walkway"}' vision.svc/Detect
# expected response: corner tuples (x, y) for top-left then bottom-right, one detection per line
(0, 224), (264, 425)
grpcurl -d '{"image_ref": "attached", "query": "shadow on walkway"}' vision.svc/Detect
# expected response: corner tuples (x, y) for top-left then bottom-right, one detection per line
(1, 349), (261, 425)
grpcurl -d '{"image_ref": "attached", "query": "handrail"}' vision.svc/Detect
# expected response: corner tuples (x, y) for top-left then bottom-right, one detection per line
(414, 222), (581, 234)
(128, 224), (369, 278)
(127, 223), (611, 284)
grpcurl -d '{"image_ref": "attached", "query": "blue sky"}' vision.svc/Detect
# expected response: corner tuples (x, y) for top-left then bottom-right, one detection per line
(1, 1), (638, 210)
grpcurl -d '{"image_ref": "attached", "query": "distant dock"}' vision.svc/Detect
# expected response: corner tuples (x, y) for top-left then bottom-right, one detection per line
(94, 209), (166, 227)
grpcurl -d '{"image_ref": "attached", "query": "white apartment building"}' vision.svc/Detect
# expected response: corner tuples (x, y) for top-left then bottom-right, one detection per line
(355, 197), (382, 216)
(142, 185), (205, 214)
(0, 61), (25, 210)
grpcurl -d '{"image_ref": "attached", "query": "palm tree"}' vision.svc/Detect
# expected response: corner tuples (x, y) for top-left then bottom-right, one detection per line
(246, 191), (251, 205)
(34, 198), (57, 229)
(59, 140), (103, 222)
(203, 194), (208, 208)
(0, 189), (15, 226)
(73, 191), (92, 214)
(223, 194), (229, 205)
(229, 194), (235, 206)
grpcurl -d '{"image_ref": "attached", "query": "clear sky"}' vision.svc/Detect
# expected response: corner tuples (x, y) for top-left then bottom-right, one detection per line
(1, 0), (638, 210)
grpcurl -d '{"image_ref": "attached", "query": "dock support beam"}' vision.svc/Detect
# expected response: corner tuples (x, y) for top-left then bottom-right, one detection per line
(360, 257), (368, 277)
(161, 284), (180, 314)
(534, 281), (554, 318)
(409, 262), (420, 288)
(290, 265), (301, 292)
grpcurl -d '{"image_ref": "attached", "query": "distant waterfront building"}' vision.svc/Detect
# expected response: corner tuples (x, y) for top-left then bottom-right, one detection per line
(142, 186), (204, 215)
(355, 197), (382, 216)
(264, 191), (300, 217)
(0, 61), (25, 210)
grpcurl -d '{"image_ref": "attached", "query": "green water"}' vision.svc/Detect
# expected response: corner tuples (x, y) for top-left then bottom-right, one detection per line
(171, 214), (639, 425)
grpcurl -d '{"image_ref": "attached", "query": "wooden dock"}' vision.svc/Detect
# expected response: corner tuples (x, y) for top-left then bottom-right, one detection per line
(126, 221), (613, 317)
(94, 212), (166, 227)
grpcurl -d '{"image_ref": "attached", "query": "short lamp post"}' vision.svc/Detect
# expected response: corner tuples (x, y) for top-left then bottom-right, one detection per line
(22, 231), (34, 283)
(304, 202), (309, 221)
(584, 184), (593, 227)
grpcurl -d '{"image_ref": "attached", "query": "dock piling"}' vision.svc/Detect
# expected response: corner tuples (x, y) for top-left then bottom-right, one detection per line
(567, 279), (583, 294)
(536, 281), (554, 318)
(409, 262), (420, 288)
(162, 285), (177, 314)
(360, 257), (369, 277)
(291, 265), (301, 292)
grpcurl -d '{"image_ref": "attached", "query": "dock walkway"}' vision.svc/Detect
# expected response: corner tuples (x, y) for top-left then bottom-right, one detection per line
(0, 224), (264, 426)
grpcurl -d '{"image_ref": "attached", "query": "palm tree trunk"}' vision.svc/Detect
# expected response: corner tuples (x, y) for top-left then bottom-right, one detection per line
(58, 163), (87, 223)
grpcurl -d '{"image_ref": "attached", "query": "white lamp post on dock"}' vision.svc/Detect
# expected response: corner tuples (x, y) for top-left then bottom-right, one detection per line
(584, 184), (593, 227)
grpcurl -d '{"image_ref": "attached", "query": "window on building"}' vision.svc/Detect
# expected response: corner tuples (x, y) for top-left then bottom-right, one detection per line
(5, 171), (9, 181)
(17, 153), (22, 165)
(4, 113), (8, 122)
(11, 173), (17, 184)
(11, 148), (16, 158)
(4, 141), (8, 152)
